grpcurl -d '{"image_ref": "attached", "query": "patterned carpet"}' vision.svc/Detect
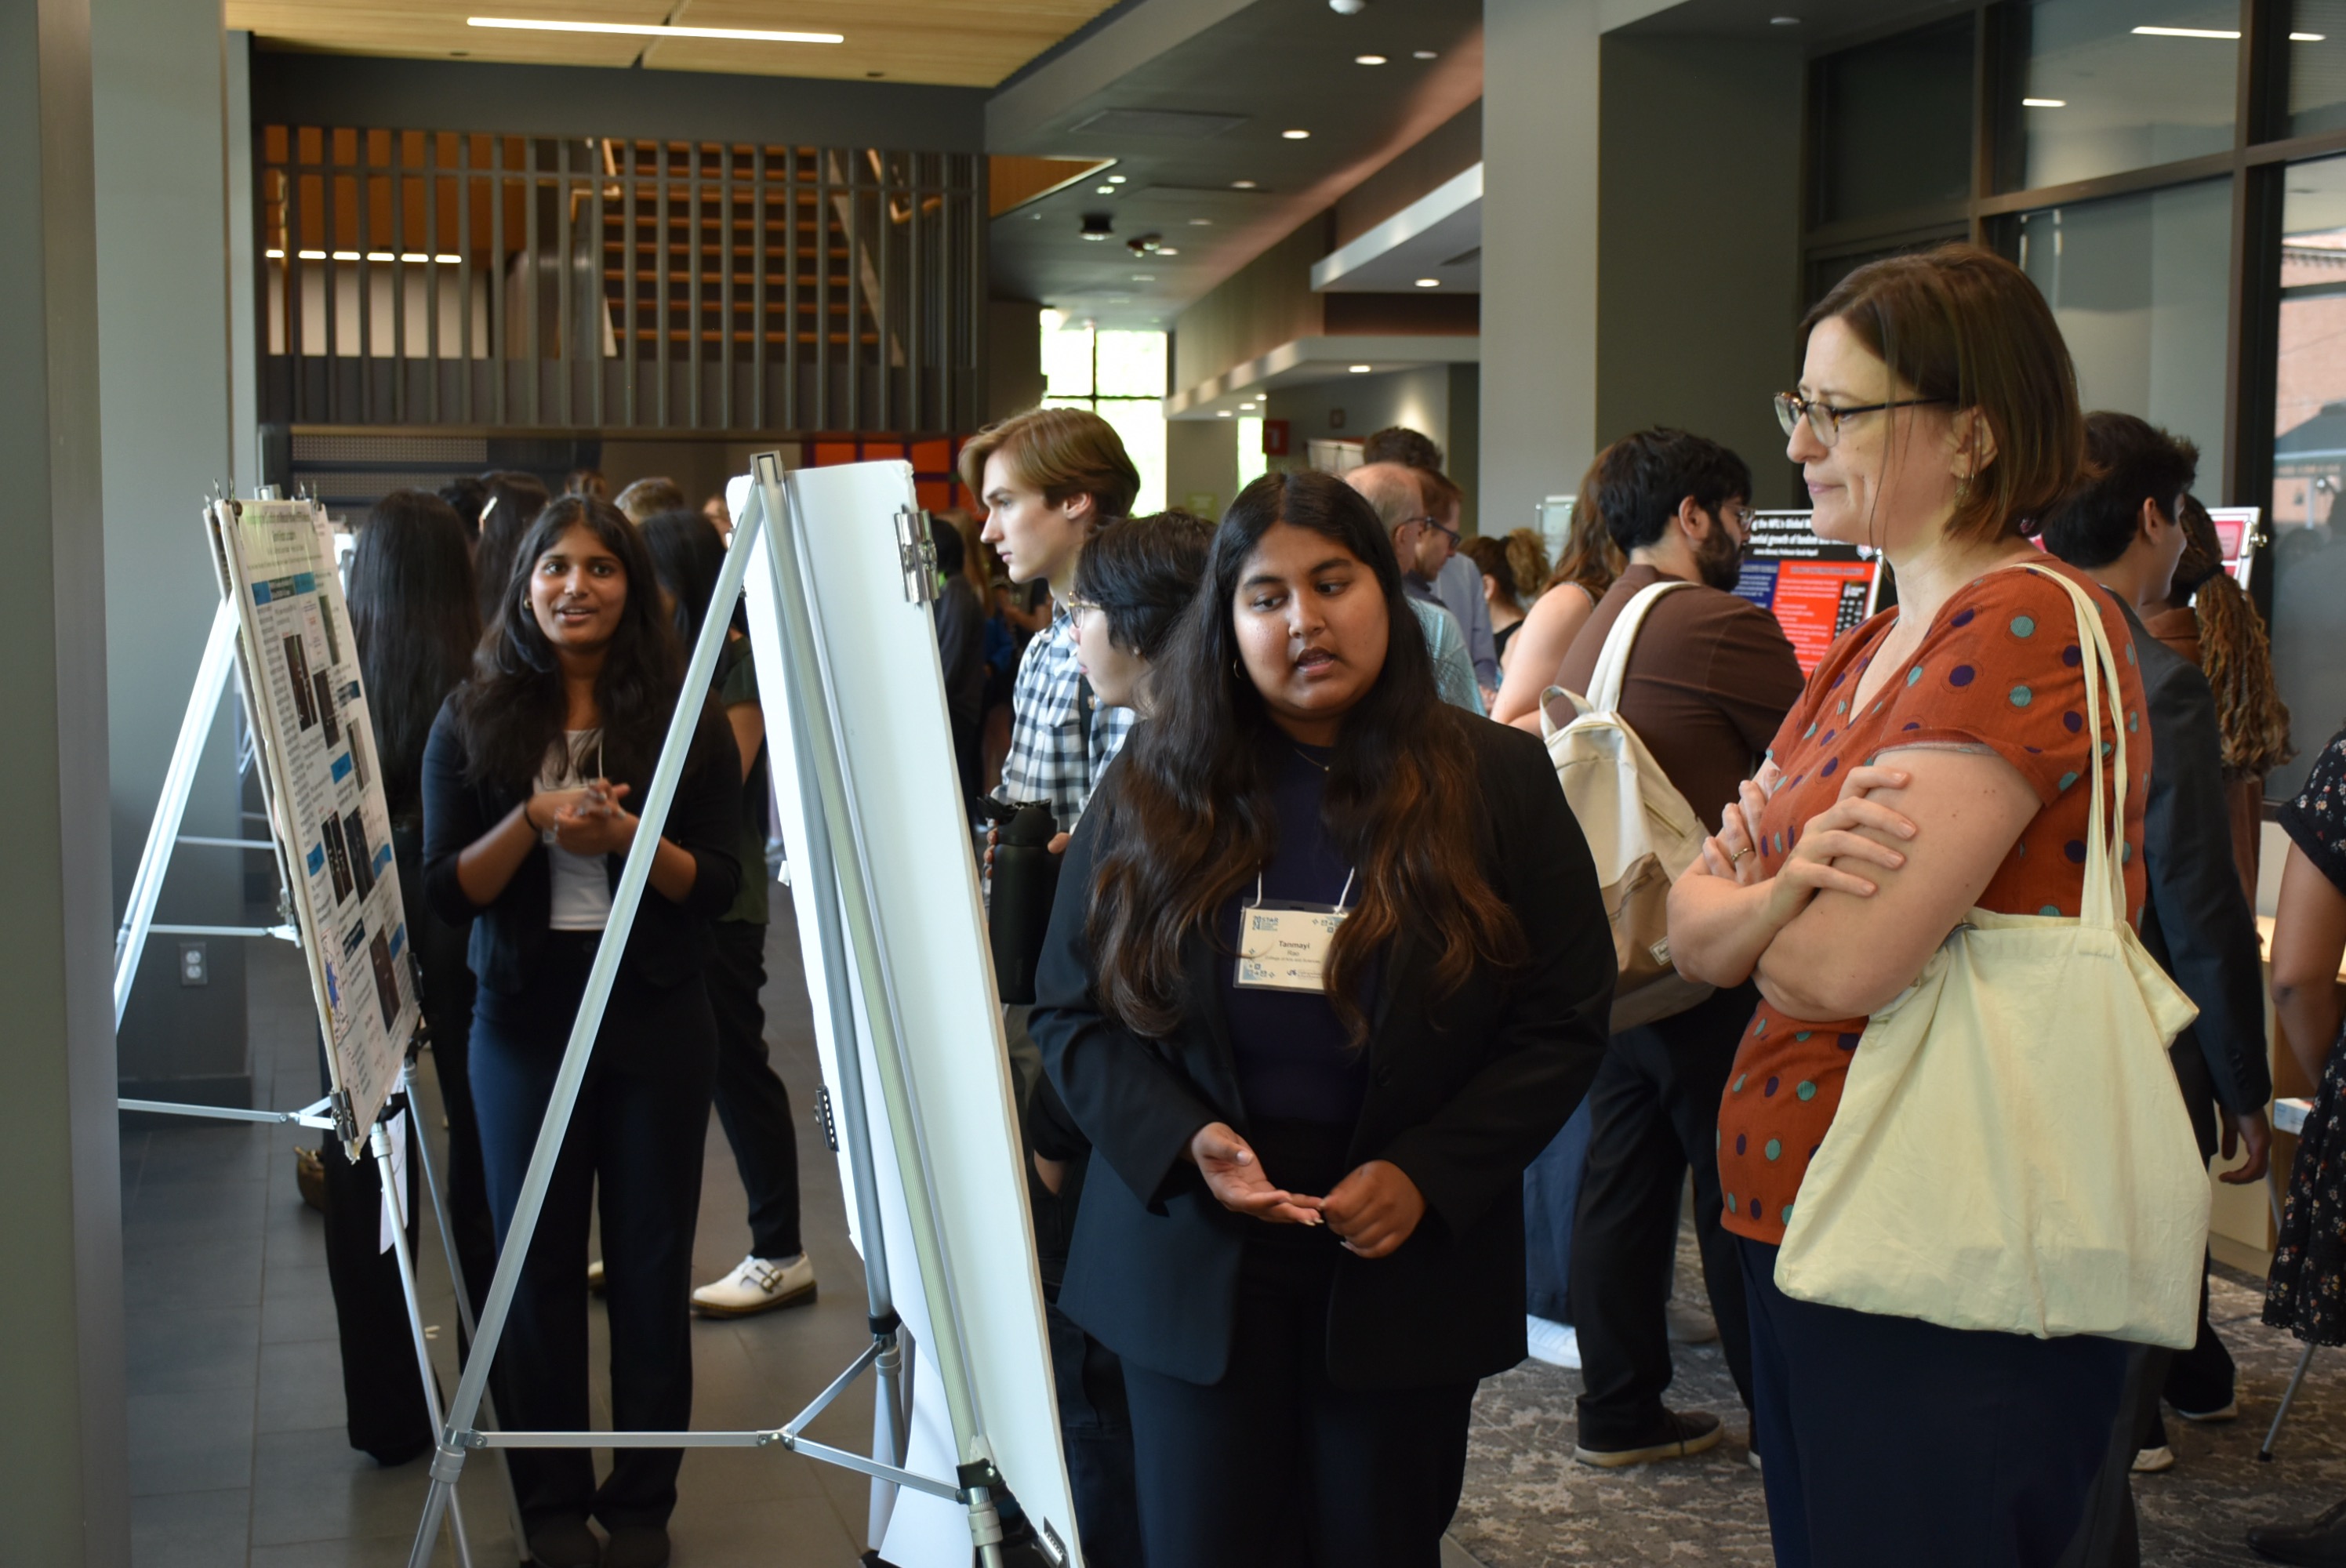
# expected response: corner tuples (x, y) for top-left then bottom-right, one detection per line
(1451, 1245), (2346, 1566)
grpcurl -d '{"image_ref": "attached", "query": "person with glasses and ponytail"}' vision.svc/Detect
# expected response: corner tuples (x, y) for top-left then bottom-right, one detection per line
(422, 495), (741, 1568)
(1029, 469), (1617, 1567)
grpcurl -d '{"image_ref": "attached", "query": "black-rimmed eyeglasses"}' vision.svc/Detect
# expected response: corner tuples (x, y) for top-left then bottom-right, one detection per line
(1774, 391), (1950, 448)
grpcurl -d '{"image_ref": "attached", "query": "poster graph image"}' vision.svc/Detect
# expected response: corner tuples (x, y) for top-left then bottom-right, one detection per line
(206, 497), (418, 1149)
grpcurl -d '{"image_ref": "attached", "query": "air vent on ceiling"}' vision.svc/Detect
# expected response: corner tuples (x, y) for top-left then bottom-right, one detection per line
(1069, 108), (1247, 140)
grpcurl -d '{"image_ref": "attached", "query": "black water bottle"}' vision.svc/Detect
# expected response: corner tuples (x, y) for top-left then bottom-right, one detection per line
(982, 797), (1062, 1005)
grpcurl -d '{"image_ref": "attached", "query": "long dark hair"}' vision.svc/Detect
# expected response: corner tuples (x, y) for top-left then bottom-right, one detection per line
(454, 495), (718, 793)
(348, 489), (480, 826)
(470, 470), (551, 631)
(638, 508), (729, 646)
(1085, 470), (1525, 1043)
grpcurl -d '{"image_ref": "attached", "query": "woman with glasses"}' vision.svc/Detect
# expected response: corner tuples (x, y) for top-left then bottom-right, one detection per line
(1665, 245), (2151, 1566)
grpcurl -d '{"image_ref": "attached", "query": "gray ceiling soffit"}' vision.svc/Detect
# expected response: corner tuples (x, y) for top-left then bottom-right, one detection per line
(989, 0), (1260, 148)
(1070, 107), (1249, 138)
(1617, 0), (1974, 49)
(1311, 162), (1480, 292)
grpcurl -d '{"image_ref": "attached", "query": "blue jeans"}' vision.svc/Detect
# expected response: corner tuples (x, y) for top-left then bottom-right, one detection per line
(1522, 1098), (1593, 1322)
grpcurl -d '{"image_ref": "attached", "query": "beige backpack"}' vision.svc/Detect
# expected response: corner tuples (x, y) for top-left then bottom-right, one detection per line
(1539, 580), (1715, 1032)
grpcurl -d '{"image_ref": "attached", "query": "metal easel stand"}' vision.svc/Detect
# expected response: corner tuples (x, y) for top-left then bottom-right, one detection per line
(407, 461), (999, 1568)
(2261, 1165), (2321, 1461)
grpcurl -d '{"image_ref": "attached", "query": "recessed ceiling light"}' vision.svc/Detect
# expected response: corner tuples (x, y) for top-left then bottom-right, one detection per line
(1769, 15), (1799, 24)
(1349, 365), (1373, 373)
(1188, 218), (1213, 226)
(1356, 53), (1387, 64)
(1106, 174), (1128, 183)
(1412, 49), (1436, 58)
(467, 14), (843, 42)
(2132, 24), (2239, 38)
(1132, 274), (1156, 281)
(1414, 278), (1440, 288)
(1231, 179), (1258, 190)
(2022, 97), (2066, 107)
(1282, 129), (1310, 140)
(1218, 410), (1233, 418)
(1096, 185), (1116, 194)
(2294, 31), (2327, 41)
(1157, 245), (1179, 255)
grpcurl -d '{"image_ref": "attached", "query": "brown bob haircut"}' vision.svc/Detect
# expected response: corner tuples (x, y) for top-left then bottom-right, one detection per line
(1800, 243), (2084, 546)
(957, 406), (1142, 522)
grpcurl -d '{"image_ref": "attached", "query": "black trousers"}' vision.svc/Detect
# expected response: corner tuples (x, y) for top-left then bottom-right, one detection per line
(470, 934), (717, 1531)
(318, 1083), (431, 1464)
(1120, 1240), (1477, 1568)
(1569, 983), (1756, 1443)
(705, 918), (802, 1261)
(1740, 1236), (2130, 1568)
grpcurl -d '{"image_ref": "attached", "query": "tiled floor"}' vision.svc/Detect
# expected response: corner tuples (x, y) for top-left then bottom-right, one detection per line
(122, 913), (882, 1567)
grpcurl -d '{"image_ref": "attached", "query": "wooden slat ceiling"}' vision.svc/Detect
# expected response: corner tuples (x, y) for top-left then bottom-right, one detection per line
(225, 0), (1124, 89)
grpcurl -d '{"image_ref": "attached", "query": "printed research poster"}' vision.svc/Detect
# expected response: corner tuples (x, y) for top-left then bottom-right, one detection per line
(208, 497), (417, 1147)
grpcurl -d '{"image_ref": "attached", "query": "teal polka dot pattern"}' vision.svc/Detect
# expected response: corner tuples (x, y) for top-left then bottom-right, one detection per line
(1906, 666), (1923, 686)
(1764, 1138), (1782, 1162)
(2010, 685), (2033, 707)
(1796, 1080), (1816, 1102)
(2059, 770), (2079, 791)
(2040, 905), (2061, 916)
(1726, 1192), (1738, 1214)
(2011, 615), (2036, 637)
(1733, 1074), (1746, 1093)
(1781, 1204), (1795, 1225)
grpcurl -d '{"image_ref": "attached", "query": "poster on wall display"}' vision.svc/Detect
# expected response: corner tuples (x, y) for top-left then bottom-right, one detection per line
(206, 497), (418, 1150)
(1733, 510), (1883, 673)
(2206, 506), (2264, 590)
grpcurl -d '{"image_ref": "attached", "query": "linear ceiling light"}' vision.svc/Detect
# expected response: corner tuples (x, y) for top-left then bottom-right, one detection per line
(2131, 24), (2238, 38)
(2022, 97), (2067, 107)
(467, 16), (844, 44)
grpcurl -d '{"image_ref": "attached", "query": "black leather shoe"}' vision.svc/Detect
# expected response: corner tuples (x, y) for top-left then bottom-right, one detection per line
(2249, 1498), (2346, 1565)
(1573, 1409), (1725, 1468)
(603, 1523), (671, 1568)
(526, 1516), (602, 1568)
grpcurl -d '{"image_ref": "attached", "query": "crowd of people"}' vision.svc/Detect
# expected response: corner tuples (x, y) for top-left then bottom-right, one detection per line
(320, 239), (2346, 1568)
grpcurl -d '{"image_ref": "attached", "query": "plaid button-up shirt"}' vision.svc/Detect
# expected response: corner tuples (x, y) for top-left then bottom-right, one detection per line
(993, 604), (1135, 832)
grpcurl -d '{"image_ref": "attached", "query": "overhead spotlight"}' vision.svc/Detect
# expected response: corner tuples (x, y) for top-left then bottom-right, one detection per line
(1412, 48), (1436, 58)
(1097, 185), (1116, 194)
(1282, 129), (1311, 140)
(1330, 0), (1367, 13)
(1188, 218), (1213, 226)
(1414, 277), (1440, 288)
(1127, 233), (1164, 256)
(1080, 212), (1114, 241)
(1156, 245), (1180, 256)
(1356, 53), (1387, 64)
(1218, 409), (1233, 418)
(1349, 364), (1372, 373)
(1231, 179), (1258, 190)
(1106, 174), (1128, 183)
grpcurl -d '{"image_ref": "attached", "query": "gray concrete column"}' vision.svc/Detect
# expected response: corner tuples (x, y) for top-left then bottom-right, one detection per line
(96, 0), (252, 1103)
(0, 0), (132, 1559)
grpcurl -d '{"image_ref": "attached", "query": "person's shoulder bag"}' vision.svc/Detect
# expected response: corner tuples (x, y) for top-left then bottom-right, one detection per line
(1774, 564), (2208, 1347)
(1539, 579), (1714, 1033)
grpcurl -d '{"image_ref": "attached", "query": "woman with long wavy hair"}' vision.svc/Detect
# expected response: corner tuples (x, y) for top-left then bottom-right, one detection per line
(421, 495), (739, 1568)
(1029, 469), (1616, 1567)
(1487, 459), (1623, 727)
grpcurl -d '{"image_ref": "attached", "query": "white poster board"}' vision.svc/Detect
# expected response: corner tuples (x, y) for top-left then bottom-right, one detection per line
(729, 465), (1081, 1566)
(205, 497), (419, 1148)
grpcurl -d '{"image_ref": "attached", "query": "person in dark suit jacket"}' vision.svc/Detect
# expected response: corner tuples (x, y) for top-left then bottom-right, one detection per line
(422, 495), (739, 1568)
(2043, 413), (2275, 1560)
(1029, 470), (1616, 1568)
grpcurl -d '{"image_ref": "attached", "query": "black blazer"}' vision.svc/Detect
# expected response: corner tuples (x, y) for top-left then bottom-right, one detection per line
(2120, 601), (2273, 1127)
(420, 695), (743, 996)
(1030, 718), (1615, 1390)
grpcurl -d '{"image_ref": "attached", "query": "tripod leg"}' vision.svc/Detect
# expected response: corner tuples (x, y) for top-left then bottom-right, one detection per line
(373, 1117), (474, 1568)
(407, 1065), (528, 1556)
(2261, 1340), (2320, 1461)
(869, 1329), (906, 1546)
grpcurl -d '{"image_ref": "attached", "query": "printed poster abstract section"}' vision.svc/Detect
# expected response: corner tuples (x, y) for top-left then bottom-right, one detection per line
(207, 497), (418, 1147)
(1734, 510), (1884, 674)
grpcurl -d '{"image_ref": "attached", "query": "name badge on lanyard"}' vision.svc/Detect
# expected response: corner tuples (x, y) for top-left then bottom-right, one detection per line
(1235, 869), (1356, 993)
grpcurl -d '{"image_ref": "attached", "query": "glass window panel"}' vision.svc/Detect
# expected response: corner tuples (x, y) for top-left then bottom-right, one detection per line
(1237, 417), (1267, 490)
(1041, 319), (1095, 398)
(1093, 397), (1167, 517)
(1094, 331), (1167, 398)
(2017, 0), (2238, 189)
(2290, 2), (2346, 136)
(2017, 178), (2232, 489)
(1813, 17), (1974, 226)
(2269, 155), (2346, 797)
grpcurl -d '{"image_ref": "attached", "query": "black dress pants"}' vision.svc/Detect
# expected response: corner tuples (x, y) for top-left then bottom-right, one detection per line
(1121, 1232), (1476, 1568)
(1569, 983), (1756, 1445)
(470, 935), (717, 1532)
(318, 1084), (431, 1464)
(704, 917), (802, 1261)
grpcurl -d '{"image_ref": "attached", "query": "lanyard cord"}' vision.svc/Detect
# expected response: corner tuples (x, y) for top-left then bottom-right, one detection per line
(1250, 866), (1356, 913)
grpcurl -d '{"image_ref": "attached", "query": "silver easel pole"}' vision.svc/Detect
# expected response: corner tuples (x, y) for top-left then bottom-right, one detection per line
(372, 1108), (475, 1568)
(405, 475), (767, 1568)
(752, 452), (1008, 1566)
(741, 477), (913, 1548)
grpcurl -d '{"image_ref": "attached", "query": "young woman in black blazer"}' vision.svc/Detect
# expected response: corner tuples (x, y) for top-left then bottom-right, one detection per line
(421, 495), (739, 1568)
(1029, 470), (1616, 1568)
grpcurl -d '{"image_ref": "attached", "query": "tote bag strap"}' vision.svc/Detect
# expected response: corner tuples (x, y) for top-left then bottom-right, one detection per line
(1585, 579), (1694, 715)
(2014, 564), (2130, 933)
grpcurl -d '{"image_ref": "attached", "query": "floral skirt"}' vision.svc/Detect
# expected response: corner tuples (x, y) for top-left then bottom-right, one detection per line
(2267, 1033), (2346, 1345)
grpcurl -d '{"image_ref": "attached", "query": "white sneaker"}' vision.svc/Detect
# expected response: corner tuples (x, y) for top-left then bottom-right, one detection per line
(1524, 1315), (1581, 1369)
(692, 1253), (817, 1317)
(2132, 1445), (2175, 1474)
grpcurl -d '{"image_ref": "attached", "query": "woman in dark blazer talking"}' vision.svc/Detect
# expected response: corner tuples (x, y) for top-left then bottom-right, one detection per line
(1029, 470), (1615, 1568)
(422, 495), (739, 1568)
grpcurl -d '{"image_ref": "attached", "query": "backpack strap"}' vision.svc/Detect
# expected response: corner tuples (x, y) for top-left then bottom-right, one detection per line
(1585, 579), (1695, 715)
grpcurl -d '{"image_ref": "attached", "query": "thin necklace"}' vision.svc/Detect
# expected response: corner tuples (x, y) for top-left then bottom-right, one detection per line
(1294, 746), (1329, 773)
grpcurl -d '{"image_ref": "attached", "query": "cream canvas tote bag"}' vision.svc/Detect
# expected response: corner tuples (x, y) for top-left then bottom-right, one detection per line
(1774, 564), (2207, 1348)
(1540, 579), (1714, 1033)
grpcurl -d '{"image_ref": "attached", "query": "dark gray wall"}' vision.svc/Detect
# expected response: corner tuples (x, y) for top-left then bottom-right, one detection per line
(252, 51), (988, 151)
(0, 0), (131, 1557)
(1596, 32), (1805, 503)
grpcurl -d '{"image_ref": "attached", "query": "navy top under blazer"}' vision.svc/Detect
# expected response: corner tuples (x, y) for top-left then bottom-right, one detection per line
(1030, 717), (1616, 1391)
(419, 695), (743, 998)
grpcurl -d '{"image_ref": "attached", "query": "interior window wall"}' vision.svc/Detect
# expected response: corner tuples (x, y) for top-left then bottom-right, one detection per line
(2016, 0), (2239, 188)
(2272, 154), (2346, 794)
(1040, 314), (1168, 517)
